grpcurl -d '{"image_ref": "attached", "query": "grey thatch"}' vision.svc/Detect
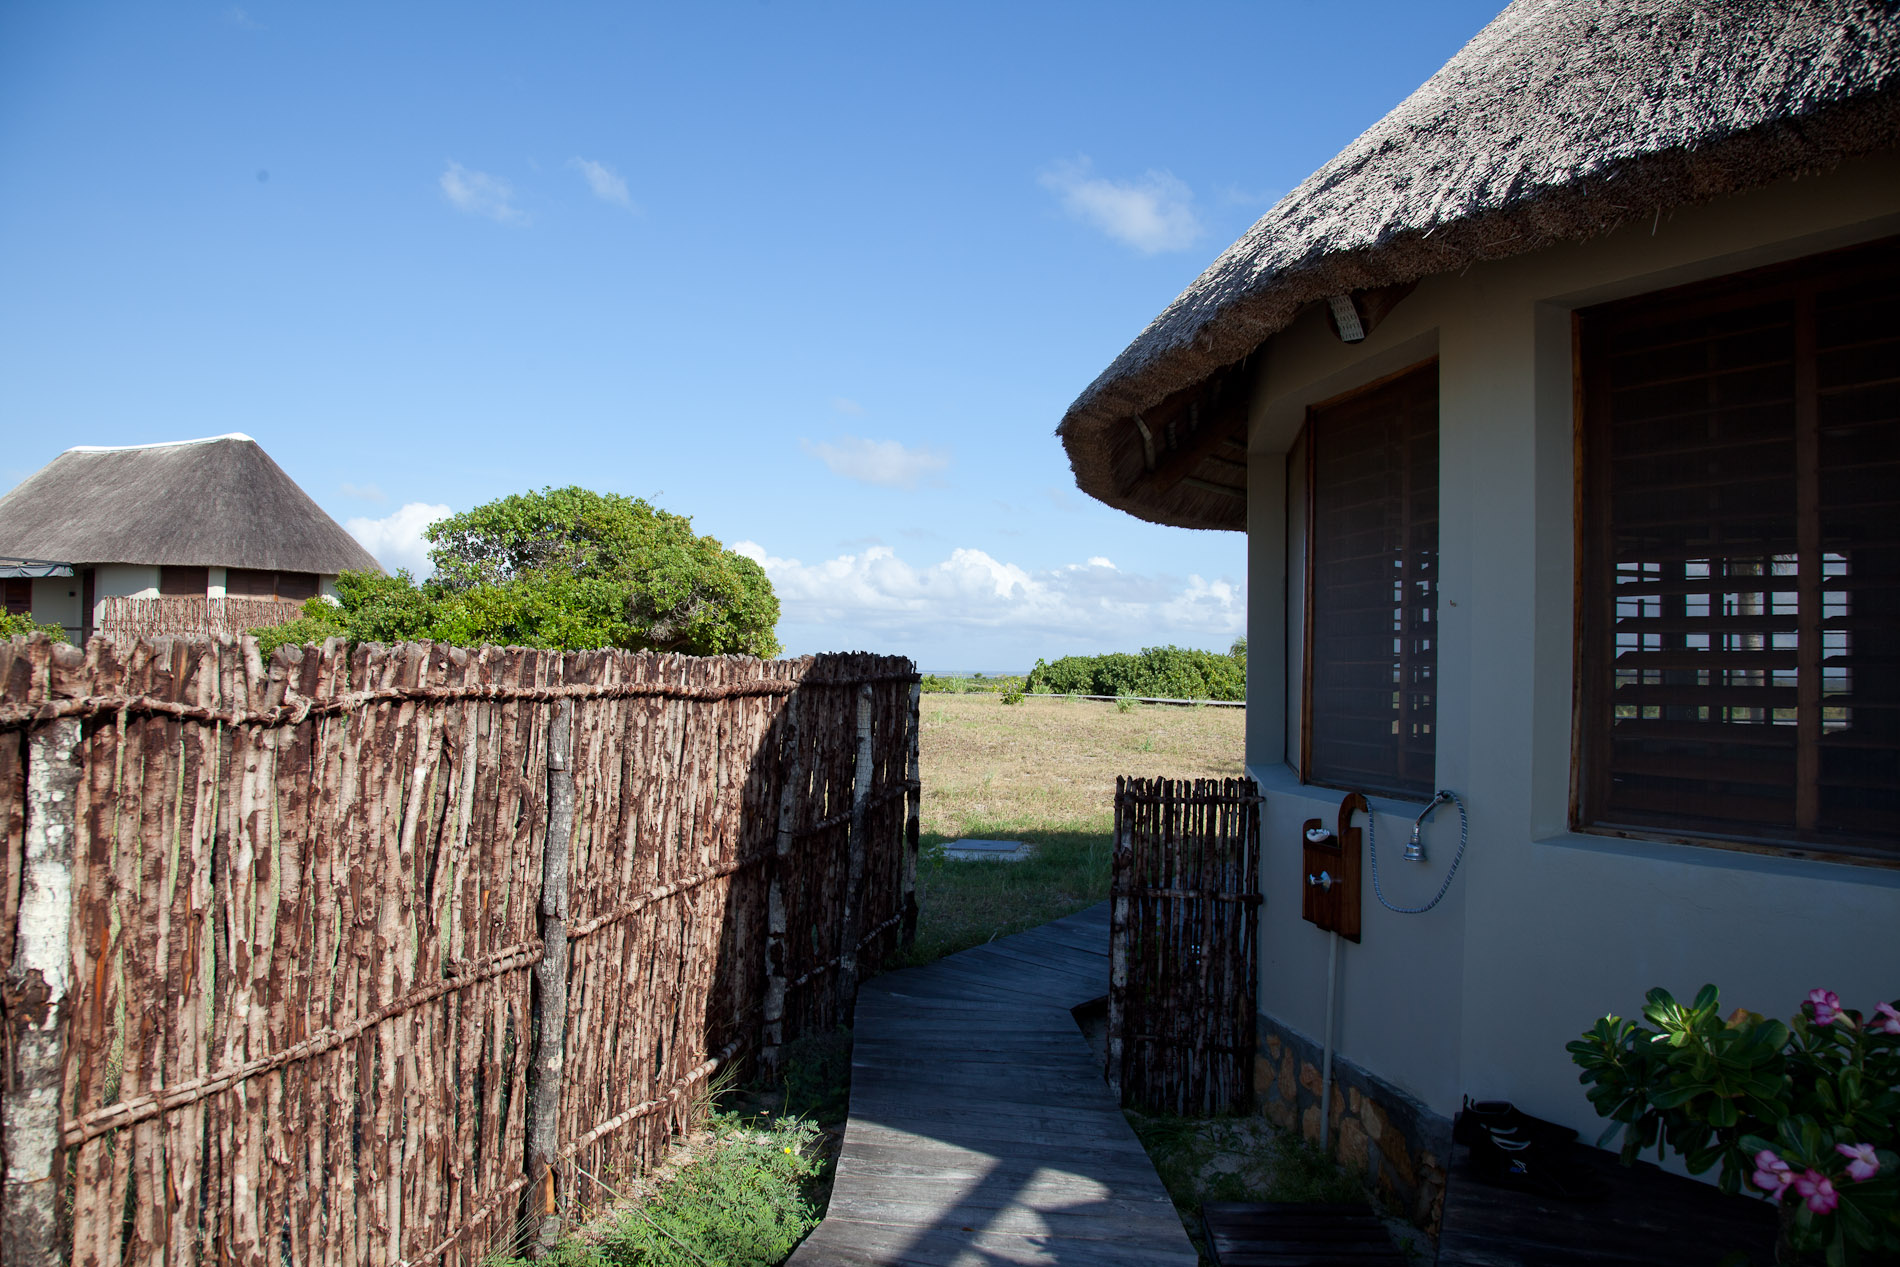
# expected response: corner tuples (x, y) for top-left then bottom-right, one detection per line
(1060, 0), (1900, 530)
(0, 434), (383, 574)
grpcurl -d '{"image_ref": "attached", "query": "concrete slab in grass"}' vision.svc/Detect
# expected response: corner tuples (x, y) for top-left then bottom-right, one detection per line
(941, 838), (1035, 862)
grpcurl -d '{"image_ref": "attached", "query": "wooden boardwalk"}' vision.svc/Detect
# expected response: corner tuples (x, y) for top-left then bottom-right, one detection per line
(790, 903), (1199, 1266)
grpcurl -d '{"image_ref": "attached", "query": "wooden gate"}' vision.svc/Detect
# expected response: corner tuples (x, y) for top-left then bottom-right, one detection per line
(1108, 776), (1261, 1116)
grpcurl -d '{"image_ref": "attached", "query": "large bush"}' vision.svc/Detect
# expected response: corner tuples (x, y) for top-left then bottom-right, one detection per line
(0, 611), (68, 642)
(1025, 644), (1245, 702)
(255, 488), (781, 658)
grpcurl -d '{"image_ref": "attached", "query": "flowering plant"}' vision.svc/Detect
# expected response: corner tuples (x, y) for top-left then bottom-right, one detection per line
(1569, 985), (1898, 1265)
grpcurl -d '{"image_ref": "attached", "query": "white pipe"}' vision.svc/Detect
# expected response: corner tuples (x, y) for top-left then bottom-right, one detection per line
(1320, 929), (1338, 1152)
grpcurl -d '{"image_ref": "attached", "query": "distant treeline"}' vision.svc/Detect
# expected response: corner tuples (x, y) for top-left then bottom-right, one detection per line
(1025, 640), (1246, 702)
(919, 672), (1028, 695)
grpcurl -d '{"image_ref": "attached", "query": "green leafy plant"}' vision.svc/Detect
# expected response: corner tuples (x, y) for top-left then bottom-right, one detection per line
(919, 673), (1027, 695)
(487, 1110), (822, 1267)
(1115, 695), (1135, 714)
(254, 488), (780, 658)
(1025, 645), (1244, 702)
(0, 612), (68, 642)
(1570, 986), (1899, 1264)
(999, 689), (1025, 705)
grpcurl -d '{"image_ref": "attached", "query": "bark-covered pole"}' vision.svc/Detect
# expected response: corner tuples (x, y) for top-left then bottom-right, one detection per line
(760, 692), (802, 1075)
(3, 718), (82, 1263)
(899, 680), (922, 950)
(835, 683), (875, 1018)
(1106, 776), (1131, 1100)
(526, 699), (575, 1257)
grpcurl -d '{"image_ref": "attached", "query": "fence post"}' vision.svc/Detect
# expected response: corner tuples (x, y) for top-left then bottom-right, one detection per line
(3, 717), (82, 1263)
(835, 683), (874, 1017)
(1106, 776), (1130, 1100)
(899, 680), (921, 950)
(526, 699), (575, 1256)
(761, 692), (802, 1075)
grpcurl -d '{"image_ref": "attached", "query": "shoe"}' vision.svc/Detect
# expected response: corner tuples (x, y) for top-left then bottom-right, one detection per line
(1455, 1098), (1606, 1201)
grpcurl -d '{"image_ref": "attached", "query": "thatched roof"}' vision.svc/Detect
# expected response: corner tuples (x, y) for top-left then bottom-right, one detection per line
(0, 434), (382, 573)
(1060, 0), (1900, 530)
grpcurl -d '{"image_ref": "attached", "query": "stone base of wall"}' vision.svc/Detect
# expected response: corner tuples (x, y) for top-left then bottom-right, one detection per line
(1255, 1011), (1452, 1234)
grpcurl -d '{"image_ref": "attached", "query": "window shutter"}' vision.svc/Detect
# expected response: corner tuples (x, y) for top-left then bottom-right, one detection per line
(159, 566), (208, 597)
(1305, 361), (1439, 801)
(276, 572), (318, 602)
(1579, 237), (1899, 856)
(226, 568), (276, 598)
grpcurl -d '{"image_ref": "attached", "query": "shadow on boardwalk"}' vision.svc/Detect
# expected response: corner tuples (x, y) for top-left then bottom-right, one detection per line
(789, 904), (1199, 1266)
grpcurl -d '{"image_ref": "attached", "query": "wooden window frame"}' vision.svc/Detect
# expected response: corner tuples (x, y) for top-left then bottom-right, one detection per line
(1299, 357), (1440, 803)
(1573, 236), (1900, 866)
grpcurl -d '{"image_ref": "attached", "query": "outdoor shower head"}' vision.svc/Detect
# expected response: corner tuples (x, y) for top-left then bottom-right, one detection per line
(1405, 790), (1454, 862)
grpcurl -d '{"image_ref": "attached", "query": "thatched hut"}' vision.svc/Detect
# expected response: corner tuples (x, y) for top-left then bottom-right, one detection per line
(0, 434), (380, 640)
(1059, 0), (1898, 1226)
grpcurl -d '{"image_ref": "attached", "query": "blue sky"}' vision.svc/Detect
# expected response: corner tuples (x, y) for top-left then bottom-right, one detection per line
(1, 1), (1502, 669)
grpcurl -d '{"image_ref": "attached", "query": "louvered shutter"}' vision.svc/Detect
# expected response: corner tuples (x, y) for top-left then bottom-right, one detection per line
(1579, 237), (1899, 857)
(1304, 361), (1439, 801)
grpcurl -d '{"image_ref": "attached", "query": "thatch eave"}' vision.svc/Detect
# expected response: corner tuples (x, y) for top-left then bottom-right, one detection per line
(1059, 0), (1900, 532)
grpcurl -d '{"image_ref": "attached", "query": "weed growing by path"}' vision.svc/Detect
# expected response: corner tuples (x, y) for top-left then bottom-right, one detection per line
(488, 1112), (822, 1267)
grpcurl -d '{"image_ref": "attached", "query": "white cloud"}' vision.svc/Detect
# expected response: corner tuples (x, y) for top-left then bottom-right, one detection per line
(801, 436), (950, 489)
(731, 542), (1243, 649)
(830, 397), (866, 416)
(339, 481), (386, 503)
(569, 157), (633, 209)
(346, 502), (451, 579)
(440, 162), (528, 225)
(1039, 157), (1203, 254)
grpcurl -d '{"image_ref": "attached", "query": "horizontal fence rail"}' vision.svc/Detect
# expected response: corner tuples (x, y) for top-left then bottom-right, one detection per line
(0, 634), (921, 1266)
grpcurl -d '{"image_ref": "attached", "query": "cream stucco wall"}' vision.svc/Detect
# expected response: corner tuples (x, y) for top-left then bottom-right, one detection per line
(1242, 151), (1900, 1130)
(29, 576), (84, 641)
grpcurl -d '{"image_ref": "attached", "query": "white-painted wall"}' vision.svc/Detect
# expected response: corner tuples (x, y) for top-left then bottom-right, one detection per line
(28, 576), (84, 641)
(1243, 151), (1900, 1131)
(91, 563), (160, 621)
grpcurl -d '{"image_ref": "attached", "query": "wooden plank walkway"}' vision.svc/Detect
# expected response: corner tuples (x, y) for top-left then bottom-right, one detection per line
(790, 903), (1199, 1266)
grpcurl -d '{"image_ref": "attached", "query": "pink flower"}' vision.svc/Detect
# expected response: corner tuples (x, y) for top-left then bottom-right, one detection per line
(1792, 1169), (1839, 1216)
(1836, 1142), (1881, 1183)
(1807, 989), (1845, 1026)
(1875, 1002), (1900, 1036)
(1752, 1150), (1794, 1199)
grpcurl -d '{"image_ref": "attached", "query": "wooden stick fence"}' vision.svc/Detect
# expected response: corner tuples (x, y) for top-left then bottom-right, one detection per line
(0, 634), (919, 1266)
(1108, 776), (1262, 1117)
(94, 595), (308, 641)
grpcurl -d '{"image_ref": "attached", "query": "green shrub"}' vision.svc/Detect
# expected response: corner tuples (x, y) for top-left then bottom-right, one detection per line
(919, 673), (1027, 695)
(0, 612), (68, 642)
(1025, 645), (1244, 702)
(253, 488), (782, 659)
(1000, 689), (1025, 705)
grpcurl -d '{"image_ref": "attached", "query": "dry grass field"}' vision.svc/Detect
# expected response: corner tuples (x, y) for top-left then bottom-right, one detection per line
(898, 693), (1246, 965)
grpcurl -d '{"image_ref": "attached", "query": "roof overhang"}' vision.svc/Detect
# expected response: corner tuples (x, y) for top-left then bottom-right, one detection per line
(0, 557), (75, 578)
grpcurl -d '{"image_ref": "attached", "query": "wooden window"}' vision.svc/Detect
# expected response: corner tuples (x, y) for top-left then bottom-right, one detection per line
(225, 568), (276, 598)
(1577, 237), (1900, 858)
(275, 572), (318, 602)
(1302, 360), (1439, 801)
(159, 566), (208, 597)
(3, 578), (31, 616)
(226, 569), (319, 601)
